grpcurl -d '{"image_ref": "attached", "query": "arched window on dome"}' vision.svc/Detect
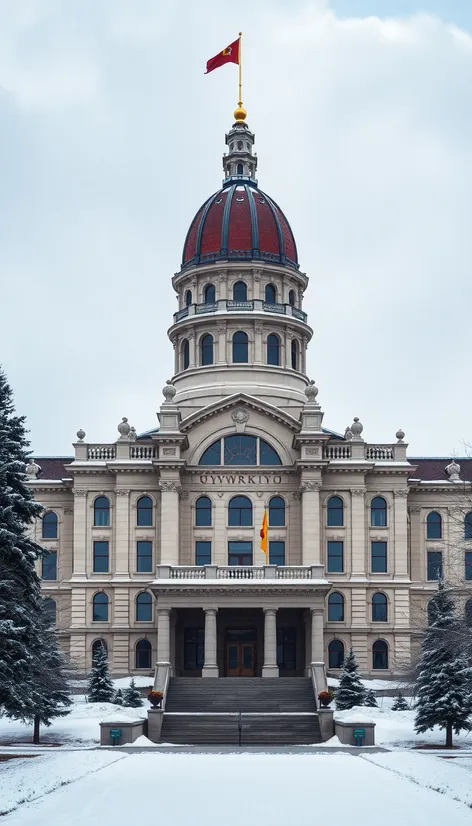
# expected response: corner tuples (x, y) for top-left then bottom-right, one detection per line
(182, 339), (189, 370)
(237, 163), (244, 176)
(267, 334), (280, 366)
(328, 640), (344, 669)
(232, 331), (248, 363)
(233, 281), (247, 302)
(289, 289), (296, 307)
(200, 334), (214, 366)
(291, 339), (299, 370)
(237, 140), (243, 150)
(185, 289), (192, 307)
(204, 284), (216, 304)
(265, 283), (277, 304)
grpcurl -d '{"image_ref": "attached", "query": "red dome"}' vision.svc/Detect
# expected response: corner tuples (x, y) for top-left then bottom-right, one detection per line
(182, 182), (298, 271)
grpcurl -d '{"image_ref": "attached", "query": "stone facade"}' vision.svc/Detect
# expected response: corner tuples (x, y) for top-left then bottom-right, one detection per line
(28, 112), (472, 679)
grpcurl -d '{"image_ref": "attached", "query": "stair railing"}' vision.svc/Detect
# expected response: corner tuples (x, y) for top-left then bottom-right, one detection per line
(309, 662), (328, 711)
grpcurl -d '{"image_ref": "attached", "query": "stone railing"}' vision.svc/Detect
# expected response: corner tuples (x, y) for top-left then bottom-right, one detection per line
(77, 441), (156, 461)
(86, 445), (116, 460)
(323, 445), (352, 460)
(365, 445), (394, 461)
(323, 442), (406, 462)
(130, 445), (158, 459)
(173, 299), (308, 324)
(217, 566), (265, 579)
(155, 564), (325, 581)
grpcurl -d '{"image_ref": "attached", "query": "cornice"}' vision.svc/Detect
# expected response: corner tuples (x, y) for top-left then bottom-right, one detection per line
(179, 392), (301, 434)
(149, 584), (329, 597)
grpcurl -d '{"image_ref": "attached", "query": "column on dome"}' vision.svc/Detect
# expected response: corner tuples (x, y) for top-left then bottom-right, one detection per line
(262, 608), (279, 677)
(202, 607), (219, 677)
(159, 479), (180, 565)
(188, 332), (196, 368)
(218, 270), (228, 300)
(393, 489), (409, 578)
(350, 487), (366, 578)
(254, 323), (263, 364)
(284, 330), (292, 369)
(300, 479), (321, 565)
(216, 324), (226, 365)
(72, 488), (87, 577)
(114, 487), (130, 577)
(253, 270), (262, 300)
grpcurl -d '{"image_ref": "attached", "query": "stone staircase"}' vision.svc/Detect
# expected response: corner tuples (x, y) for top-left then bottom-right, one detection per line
(160, 678), (322, 745)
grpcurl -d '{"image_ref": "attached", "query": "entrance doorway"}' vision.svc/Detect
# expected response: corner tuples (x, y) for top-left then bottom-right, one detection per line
(225, 629), (256, 676)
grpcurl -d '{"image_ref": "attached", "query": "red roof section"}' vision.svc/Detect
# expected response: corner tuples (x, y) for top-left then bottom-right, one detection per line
(228, 190), (252, 251)
(408, 458), (472, 483)
(31, 458), (73, 480)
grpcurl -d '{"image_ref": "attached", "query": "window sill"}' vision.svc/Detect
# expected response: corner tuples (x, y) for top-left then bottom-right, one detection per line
(92, 526), (112, 530)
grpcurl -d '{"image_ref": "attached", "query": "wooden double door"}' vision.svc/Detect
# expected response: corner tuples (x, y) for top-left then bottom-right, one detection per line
(225, 629), (257, 677)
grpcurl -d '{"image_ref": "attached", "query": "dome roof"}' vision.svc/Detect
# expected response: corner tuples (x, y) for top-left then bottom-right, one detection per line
(182, 181), (299, 271)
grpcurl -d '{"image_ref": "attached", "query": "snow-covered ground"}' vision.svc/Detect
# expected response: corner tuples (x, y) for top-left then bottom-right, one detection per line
(4, 752), (472, 826)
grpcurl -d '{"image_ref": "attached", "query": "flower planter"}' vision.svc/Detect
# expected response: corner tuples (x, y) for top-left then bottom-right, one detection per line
(148, 692), (163, 709)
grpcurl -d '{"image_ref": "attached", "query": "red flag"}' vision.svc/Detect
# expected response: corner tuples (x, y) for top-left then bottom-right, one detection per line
(205, 38), (240, 74)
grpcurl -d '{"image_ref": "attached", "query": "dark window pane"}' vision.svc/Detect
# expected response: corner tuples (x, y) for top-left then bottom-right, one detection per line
(201, 334), (214, 366)
(228, 495), (253, 526)
(195, 496), (212, 526)
(237, 163), (244, 175)
(465, 512), (472, 539)
(269, 496), (285, 526)
(372, 593), (388, 622)
(228, 540), (253, 566)
(136, 592), (152, 622)
(328, 592), (344, 622)
(269, 541), (285, 566)
(232, 331), (248, 363)
(427, 511), (442, 539)
(465, 552), (472, 581)
(371, 541), (387, 573)
(260, 439), (282, 465)
(94, 496), (110, 527)
(136, 640), (152, 669)
(371, 497), (387, 527)
(327, 496), (343, 527)
(183, 339), (190, 370)
(93, 541), (109, 573)
(373, 640), (388, 670)
(137, 496), (153, 527)
(233, 281), (247, 301)
(184, 628), (205, 670)
(204, 284), (216, 303)
(224, 435), (257, 465)
(93, 593), (108, 622)
(277, 628), (296, 670)
(42, 551), (57, 580)
(427, 550), (443, 581)
(199, 440), (221, 465)
(196, 541), (211, 566)
(291, 339), (299, 370)
(185, 290), (192, 306)
(288, 289), (296, 307)
(328, 640), (344, 669)
(42, 512), (58, 539)
(265, 284), (277, 303)
(327, 541), (343, 573)
(267, 334), (280, 366)
(137, 541), (152, 573)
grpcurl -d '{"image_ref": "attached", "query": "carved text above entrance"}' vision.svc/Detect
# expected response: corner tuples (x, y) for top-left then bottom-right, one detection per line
(199, 472), (285, 485)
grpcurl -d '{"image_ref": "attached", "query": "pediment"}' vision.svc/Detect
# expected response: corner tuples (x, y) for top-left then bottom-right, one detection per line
(179, 393), (301, 434)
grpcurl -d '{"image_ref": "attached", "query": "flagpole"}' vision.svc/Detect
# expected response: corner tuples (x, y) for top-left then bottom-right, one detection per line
(238, 31), (243, 107)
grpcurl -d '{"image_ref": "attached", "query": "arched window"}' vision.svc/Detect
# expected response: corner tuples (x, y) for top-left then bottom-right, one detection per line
(233, 281), (247, 302)
(237, 140), (243, 150)
(289, 289), (296, 307)
(200, 334), (214, 366)
(204, 283), (216, 304)
(228, 495), (252, 526)
(426, 511), (442, 539)
(42, 511), (58, 539)
(199, 439), (222, 465)
(43, 598), (57, 625)
(465, 512), (472, 539)
(182, 339), (190, 370)
(232, 331), (248, 363)
(465, 599), (472, 628)
(328, 592), (344, 622)
(93, 592), (109, 622)
(371, 497), (387, 527)
(136, 639), (152, 669)
(195, 495), (212, 527)
(260, 439), (282, 465)
(136, 592), (152, 622)
(269, 496), (285, 526)
(328, 640), (344, 669)
(267, 333), (280, 366)
(237, 163), (244, 175)
(199, 436), (281, 466)
(372, 593), (388, 622)
(92, 639), (107, 662)
(291, 339), (299, 370)
(185, 289), (192, 306)
(94, 496), (110, 527)
(265, 283), (277, 304)
(137, 496), (153, 527)
(327, 496), (344, 527)
(372, 640), (388, 670)
(428, 598), (440, 626)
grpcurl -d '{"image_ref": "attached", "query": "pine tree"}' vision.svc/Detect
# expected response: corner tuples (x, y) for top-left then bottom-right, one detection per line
(335, 649), (367, 710)
(123, 678), (143, 708)
(392, 691), (408, 711)
(0, 367), (45, 717)
(415, 582), (472, 747)
(29, 600), (72, 743)
(364, 689), (378, 707)
(87, 644), (115, 703)
(114, 688), (124, 706)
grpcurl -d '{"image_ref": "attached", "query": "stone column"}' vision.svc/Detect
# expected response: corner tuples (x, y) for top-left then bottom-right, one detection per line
(301, 480), (321, 565)
(217, 325), (226, 365)
(285, 330), (292, 368)
(350, 487), (366, 578)
(394, 489), (409, 578)
(310, 607), (324, 664)
(202, 608), (219, 677)
(262, 608), (279, 677)
(157, 608), (171, 664)
(159, 480), (180, 565)
(71, 489), (88, 577)
(254, 324), (263, 364)
(188, 332), (196, 368)
(114, 488), (130, 577)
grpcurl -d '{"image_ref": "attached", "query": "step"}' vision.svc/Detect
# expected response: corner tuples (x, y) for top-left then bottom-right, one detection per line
(165, 677), (316, 714)
(159, 712), (322, 746)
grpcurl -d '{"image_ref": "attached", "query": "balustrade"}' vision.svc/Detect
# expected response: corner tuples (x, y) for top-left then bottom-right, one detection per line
(172, 299), (307, 324)
(86, 445), (116, 460)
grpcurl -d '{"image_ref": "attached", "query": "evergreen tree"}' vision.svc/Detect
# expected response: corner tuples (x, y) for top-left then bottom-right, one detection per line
(123, 678), (143, 708)
(415, 582), (472, 747)
(392, 691), (408, 711)
(87, 644), (114, 703)
(0, 367), (45, 717)
(364, 689), (378, 707)
(335, 649), (367, 710)
(114, 688), (124, 706)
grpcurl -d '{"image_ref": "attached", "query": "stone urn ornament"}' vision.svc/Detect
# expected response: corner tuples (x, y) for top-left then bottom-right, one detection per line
(318, 689), (335, 708)
(148, 690), (163, 708)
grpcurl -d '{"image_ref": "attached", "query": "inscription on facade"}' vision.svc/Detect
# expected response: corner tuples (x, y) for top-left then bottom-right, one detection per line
(199, 473), (284, 485)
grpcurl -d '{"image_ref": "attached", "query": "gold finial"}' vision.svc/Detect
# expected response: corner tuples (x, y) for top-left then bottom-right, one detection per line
(233, 104), (247, 122)
(233, 32), (246, 121)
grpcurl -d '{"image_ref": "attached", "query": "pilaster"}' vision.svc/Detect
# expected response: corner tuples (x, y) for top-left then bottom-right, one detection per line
(114, 487), (130, 577)
(301, 478), (322, 565)
(159, 478), (181, 565)
(262, 608), (279, 677)
(394, 489), (409, 578)
(202, 608), (219, 677)
(71, 489), (87, 577)
(350, 487), (366, 578)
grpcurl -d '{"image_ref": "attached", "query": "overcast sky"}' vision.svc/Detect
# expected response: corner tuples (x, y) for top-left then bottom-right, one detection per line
(1, 0), (471, 458)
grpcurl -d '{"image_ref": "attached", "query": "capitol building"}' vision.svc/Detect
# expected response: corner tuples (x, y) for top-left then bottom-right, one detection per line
(27, 107), (472, 685)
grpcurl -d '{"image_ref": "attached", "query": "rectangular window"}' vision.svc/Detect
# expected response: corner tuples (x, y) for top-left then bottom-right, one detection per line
(327, 541), (343, 573)
(93, 541), (109, 573)
(195, 541), (211, 566)
(136, 541), (152, 573)
(277, 628), (297, 671)
(184, 627), (205, 670)
(465, 552), (472, 581)
(371, 541), (387, 573)
(269, 541), (285, 566)
(41, 551), (57, 580)
(228, 540), (253, 566)
(427, 550), (443, 581)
